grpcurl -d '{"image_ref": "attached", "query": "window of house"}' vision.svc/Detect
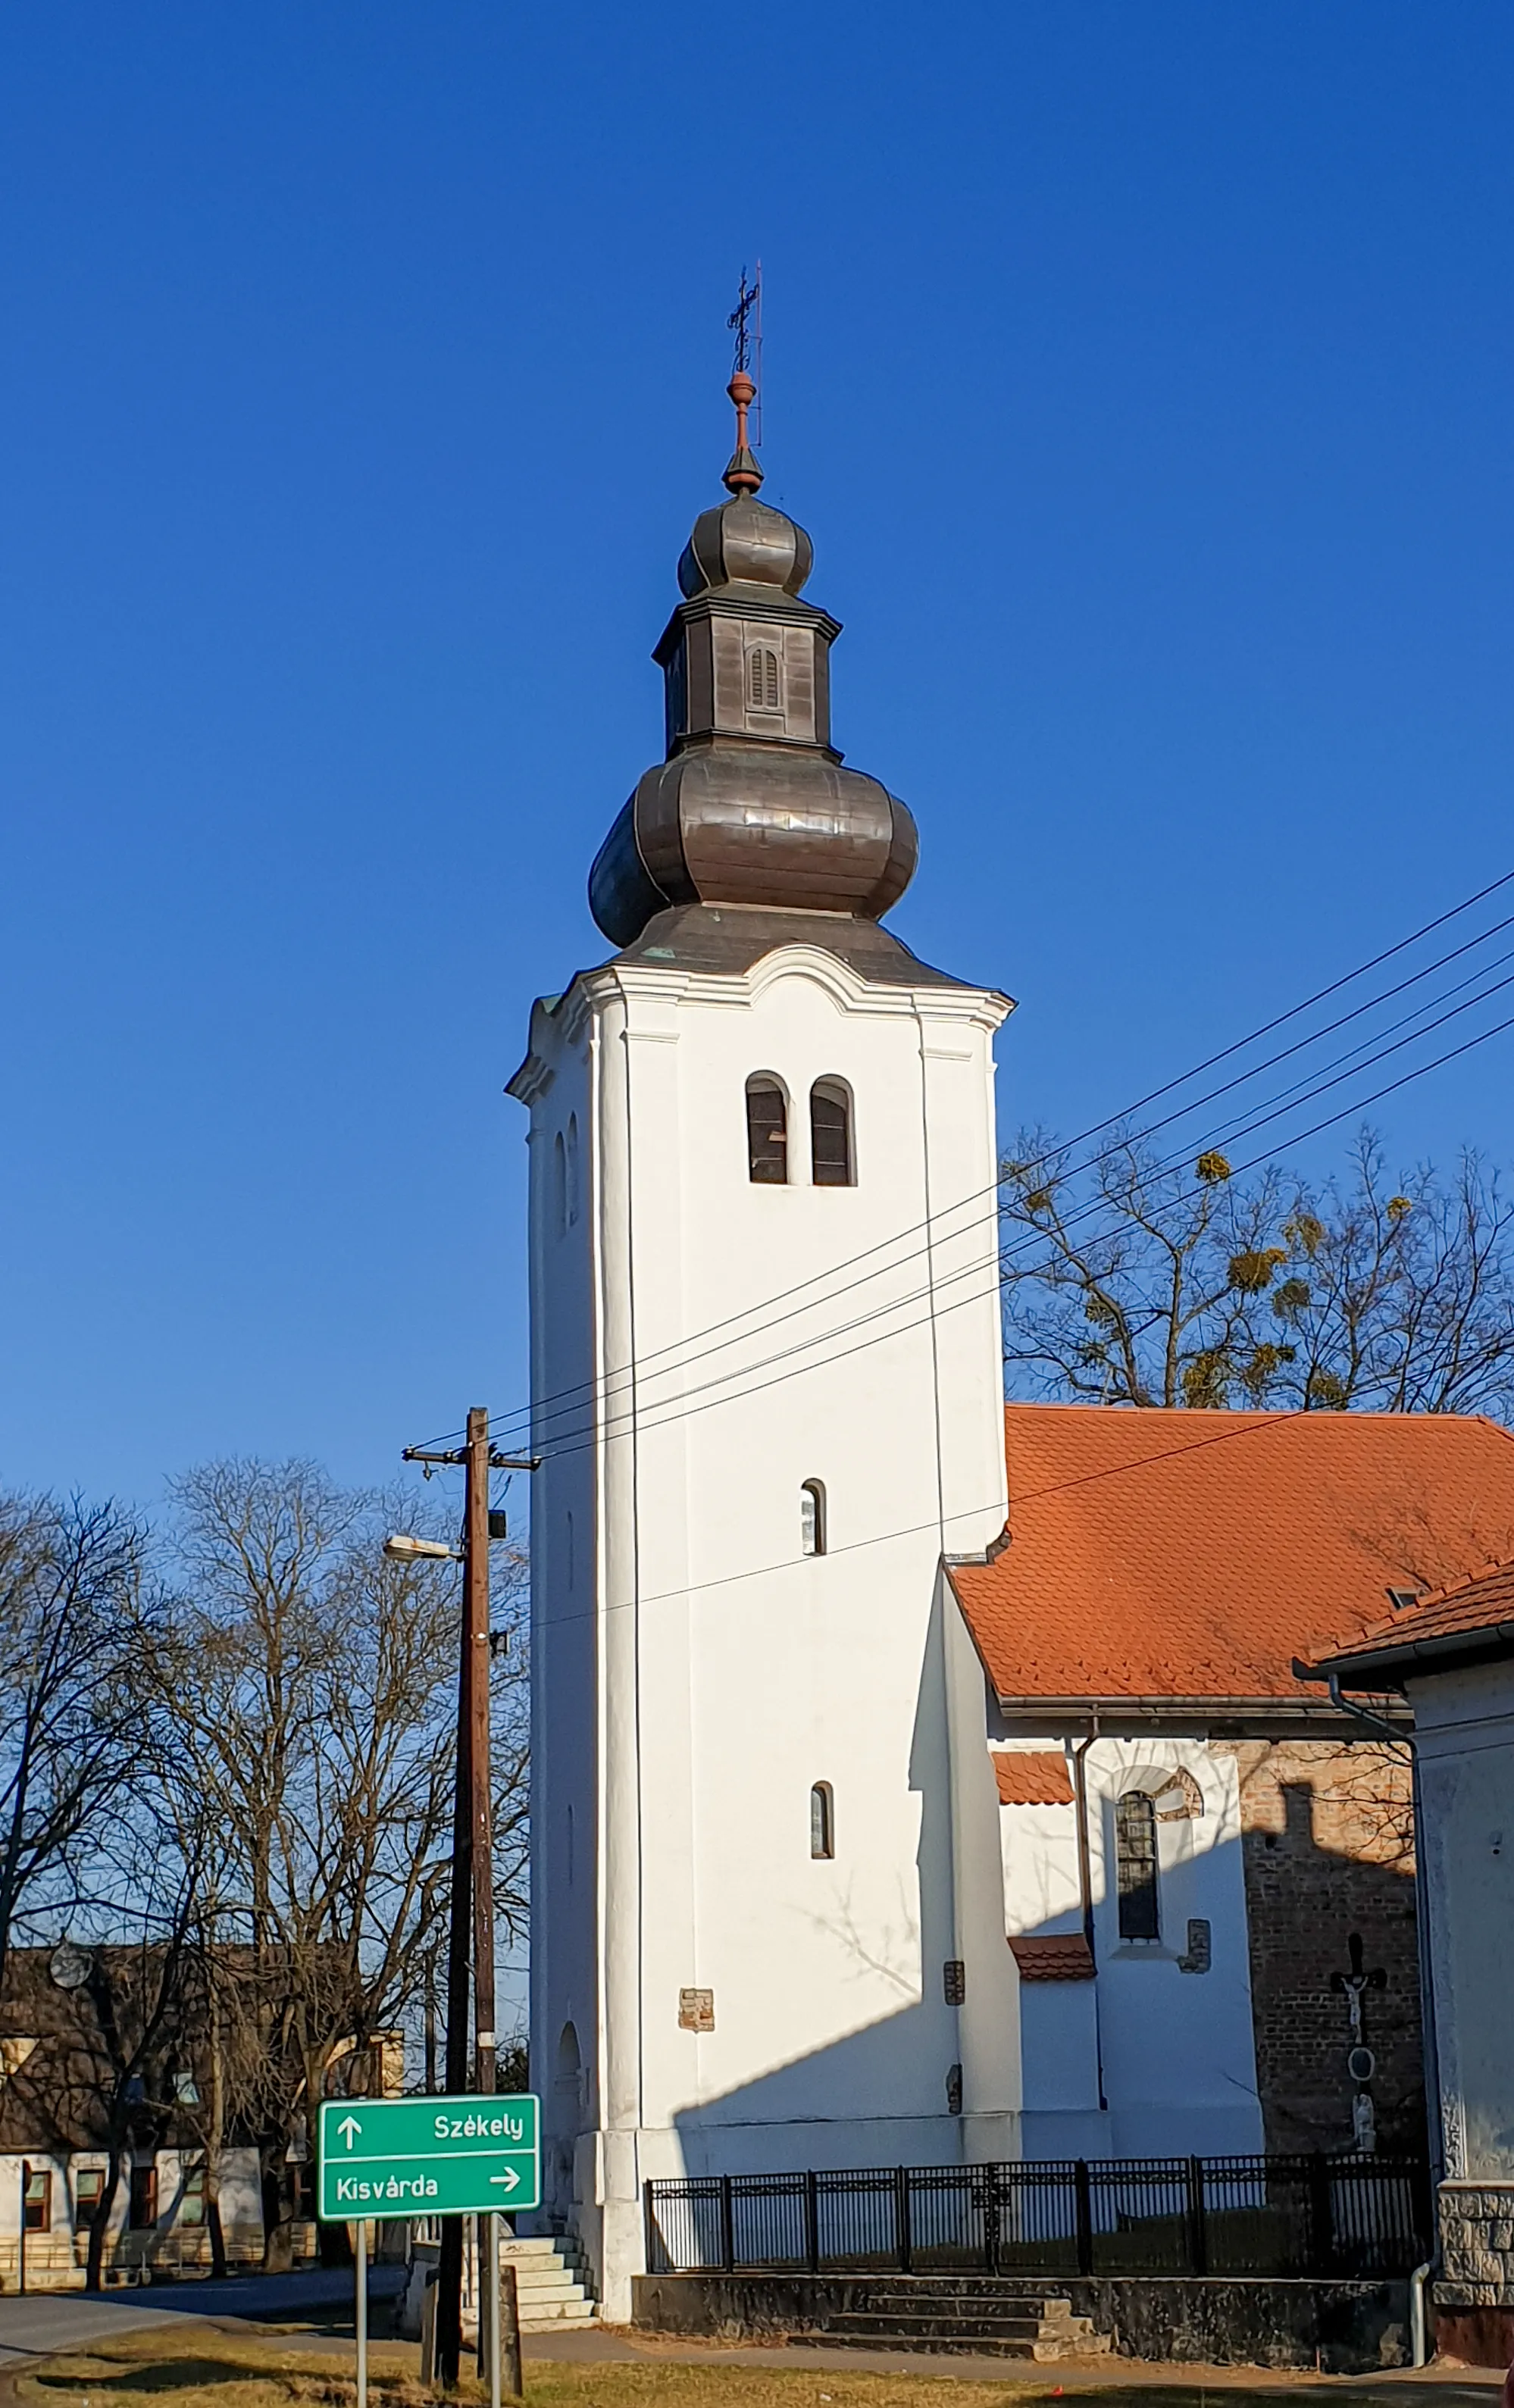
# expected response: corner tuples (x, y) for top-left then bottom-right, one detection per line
(179, 2162), (207, 2227)
(809, 1081), (853, 1187)
(1115, 1790), (1160, 1940)
(800, 1480), (826, 1557)
(292, 2163), (318, 2220)
(748, 646), (780, 710)
(810, 1782), (835, 1859)
(128, 2163), (158, 2230)
(746, 1077), (788, 1184)
(74, 2167), (105, 2230)
(23, 2169), (51, 2232)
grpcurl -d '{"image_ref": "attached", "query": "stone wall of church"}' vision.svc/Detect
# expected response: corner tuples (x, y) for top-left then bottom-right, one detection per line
(1220, 1741), (1425, 2157)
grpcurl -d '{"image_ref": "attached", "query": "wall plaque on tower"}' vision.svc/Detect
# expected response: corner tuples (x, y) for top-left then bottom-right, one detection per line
(678, 1987), (715, 2034)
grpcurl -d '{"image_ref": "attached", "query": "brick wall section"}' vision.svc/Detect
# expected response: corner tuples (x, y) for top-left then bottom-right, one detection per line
(1220, 1740), (1425, 2156)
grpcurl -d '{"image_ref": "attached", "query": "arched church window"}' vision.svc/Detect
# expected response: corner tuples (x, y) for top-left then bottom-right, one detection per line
(810, 1080), (853, 1187)
(800, 1479), (826, 1557)
(1115, 1790), (1160, 1940)
(810, 1782), (835, 1859)
(746, 1076), (788, 1184)
(748, 646), (780, 710)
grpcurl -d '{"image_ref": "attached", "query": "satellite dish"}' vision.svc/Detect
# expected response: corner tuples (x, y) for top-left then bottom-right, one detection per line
(49, 1943), (92, 1991)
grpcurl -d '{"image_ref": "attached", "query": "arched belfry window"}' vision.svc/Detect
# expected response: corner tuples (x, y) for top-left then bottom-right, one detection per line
(800, 1480), (826, 1557)
(748, 646), (780, 710)
(746, 1076), (788, 1184)
(810, 1080), (854, 1187)
(1115, 1790), (1160, 1940)
(810, 1782), (835, 1860)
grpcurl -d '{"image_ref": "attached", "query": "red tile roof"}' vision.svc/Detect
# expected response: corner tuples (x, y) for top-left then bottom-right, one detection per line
(1009, 1934), (1095, 1982)
(993, 1751), (1074, 1805)
(1306, 1555), (1514, 1685)
(949, 1404), (1514, 1706)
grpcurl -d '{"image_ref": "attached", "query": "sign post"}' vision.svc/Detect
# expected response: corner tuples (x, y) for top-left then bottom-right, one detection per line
(318, 2094), (540, 2403)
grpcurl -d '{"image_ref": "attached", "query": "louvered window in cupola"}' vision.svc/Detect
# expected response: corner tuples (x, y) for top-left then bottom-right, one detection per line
(746, 645), (781, 715)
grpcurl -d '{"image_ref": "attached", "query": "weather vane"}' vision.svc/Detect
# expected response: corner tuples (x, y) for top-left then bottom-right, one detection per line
(727, 262), (763, 444)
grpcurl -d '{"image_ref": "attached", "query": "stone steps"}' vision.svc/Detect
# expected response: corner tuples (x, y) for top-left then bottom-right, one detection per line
(790, 2288), (1110, 2360)
(397, 2233), (598, 2338)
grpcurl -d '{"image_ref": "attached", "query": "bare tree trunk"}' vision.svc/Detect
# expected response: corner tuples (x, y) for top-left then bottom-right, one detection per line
(85, 2144), (124, 2294)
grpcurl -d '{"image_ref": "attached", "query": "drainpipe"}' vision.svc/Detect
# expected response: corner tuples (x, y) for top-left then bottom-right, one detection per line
(1328, 1672), (1442, 2364)
(1071, 1725), (1108, 2113)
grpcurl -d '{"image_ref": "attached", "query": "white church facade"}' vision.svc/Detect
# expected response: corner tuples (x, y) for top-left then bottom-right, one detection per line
(509, 377), (1514, 2318)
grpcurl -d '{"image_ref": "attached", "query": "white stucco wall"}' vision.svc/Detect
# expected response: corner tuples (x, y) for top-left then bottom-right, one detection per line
(995, 1737), (1264, 2162)
(1408, 1657), (1514, 2186)
(514, 943), (1012, 2314)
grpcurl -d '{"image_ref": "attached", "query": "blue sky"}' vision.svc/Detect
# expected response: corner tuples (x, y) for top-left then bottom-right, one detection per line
(4, 2), (1514, 1509)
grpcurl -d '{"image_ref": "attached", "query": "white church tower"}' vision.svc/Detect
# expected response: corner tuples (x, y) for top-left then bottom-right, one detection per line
(508, 372), (1018, 2317)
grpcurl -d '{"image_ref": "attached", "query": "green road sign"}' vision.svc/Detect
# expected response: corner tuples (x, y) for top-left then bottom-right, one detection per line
(317, 2092), (540, 2221)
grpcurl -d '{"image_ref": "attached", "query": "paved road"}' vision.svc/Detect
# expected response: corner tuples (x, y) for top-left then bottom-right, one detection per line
(0, 2266), (405, 2365)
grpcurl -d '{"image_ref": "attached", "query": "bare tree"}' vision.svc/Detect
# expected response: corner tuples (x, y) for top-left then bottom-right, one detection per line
(149, 1460), (529, 2268)
(0, 1496), (155, 1999)
(1001, 1126), (1514, 1416)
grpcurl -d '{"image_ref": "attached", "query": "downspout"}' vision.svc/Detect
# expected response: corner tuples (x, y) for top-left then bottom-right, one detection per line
(1071, 1725), (1107, 2113)
(1327, 1673), (1440, 2365)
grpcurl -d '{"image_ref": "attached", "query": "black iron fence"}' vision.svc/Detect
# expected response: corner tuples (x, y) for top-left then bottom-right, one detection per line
(645, 2154), (1430, 2282)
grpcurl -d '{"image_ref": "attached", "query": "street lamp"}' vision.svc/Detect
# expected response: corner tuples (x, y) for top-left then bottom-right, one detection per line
(382, 1534), (462, 1563)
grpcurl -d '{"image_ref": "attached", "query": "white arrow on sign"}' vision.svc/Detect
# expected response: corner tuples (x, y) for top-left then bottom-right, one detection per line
(338, 2116), (362, 2150)
(489, 2168), (521, 2191)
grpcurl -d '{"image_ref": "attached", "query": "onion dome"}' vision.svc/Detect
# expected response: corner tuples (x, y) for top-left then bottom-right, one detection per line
(587, 374), (918, 951)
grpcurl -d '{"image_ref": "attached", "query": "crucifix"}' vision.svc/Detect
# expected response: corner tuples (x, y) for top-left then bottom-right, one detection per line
(1331, 1931), (1386, 2153)
(726, 264), (763, 448)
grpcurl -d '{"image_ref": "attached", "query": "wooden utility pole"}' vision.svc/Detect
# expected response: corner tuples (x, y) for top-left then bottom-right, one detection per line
(402, 1411), (532, 2392)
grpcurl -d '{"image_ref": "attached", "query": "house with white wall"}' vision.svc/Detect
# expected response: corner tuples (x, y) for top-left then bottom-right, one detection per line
(509, 380), (1514, 2319)
(1310, 1559), (1514, 2367)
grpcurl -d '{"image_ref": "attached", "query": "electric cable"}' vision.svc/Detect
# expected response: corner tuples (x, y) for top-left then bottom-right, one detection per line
(462, 880), (1514, 1455)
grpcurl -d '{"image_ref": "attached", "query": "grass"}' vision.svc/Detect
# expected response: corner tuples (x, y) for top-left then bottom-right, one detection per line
(12, 2327), (1504, 2408)
(14, 2331), (1069, 2408)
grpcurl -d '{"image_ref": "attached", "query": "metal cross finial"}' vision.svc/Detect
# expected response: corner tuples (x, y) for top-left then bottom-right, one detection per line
(721, 262), (765, 498)
(727, 265), (760, 378)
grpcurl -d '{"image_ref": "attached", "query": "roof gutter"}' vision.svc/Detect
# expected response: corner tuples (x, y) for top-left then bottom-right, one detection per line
(1302, 1618), (1514, 1687)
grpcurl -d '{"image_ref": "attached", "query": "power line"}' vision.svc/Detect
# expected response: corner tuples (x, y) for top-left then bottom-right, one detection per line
(511, 927), (1514, 1453)
(524, 993), (1514, 1467)
(461, 874), (1514, 1456)
(532, 1408), (1320, 1637)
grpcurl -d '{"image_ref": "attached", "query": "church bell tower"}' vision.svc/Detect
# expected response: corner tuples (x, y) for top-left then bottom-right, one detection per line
(508, 375), (1018, 2318)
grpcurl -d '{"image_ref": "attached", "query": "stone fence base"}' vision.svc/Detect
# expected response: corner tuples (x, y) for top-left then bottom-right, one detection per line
(633, 2272), (1413, 2372)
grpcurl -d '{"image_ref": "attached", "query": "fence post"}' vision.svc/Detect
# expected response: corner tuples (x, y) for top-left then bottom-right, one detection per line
(1308, 2152), (1333, 2275)
(804, 2171), (819, 2276)
(1074, 2161), (1093, 2278)
(1185, 2157), (1208, 2276)
(643, 2181), (656, 2274)
(719, 2174), (735, 2274)
(894, 2166), (912, 2275)
(984, 2163), (1002, 2277)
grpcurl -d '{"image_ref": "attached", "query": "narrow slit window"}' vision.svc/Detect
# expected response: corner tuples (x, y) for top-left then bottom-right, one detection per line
(552, 1131), (568, 1234)
(800, 1480), (826, 1557)
(746, 1077), (788, 1184)
(1115, 1790), (1160, 1940)
(749, 646), (780, 710)
(810, 1782), (834, 1859)
(809, 1080), (853, 1186)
